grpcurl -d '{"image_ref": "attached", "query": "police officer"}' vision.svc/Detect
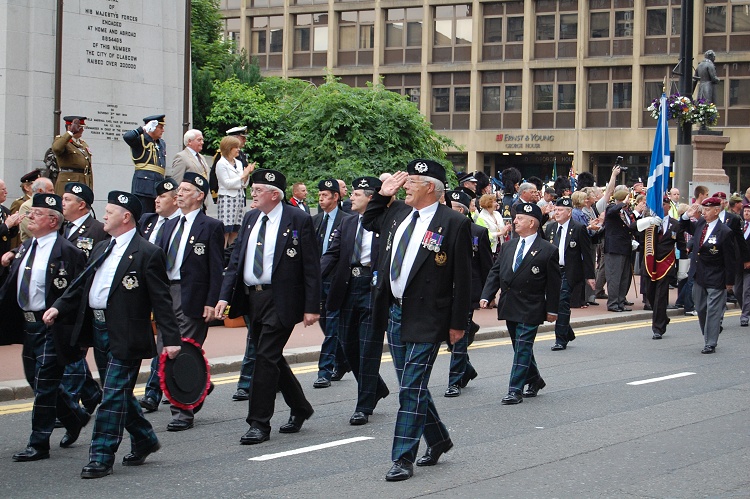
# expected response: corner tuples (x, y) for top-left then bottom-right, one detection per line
(52, 116), (93, 195)
(123, 114), (167, 213)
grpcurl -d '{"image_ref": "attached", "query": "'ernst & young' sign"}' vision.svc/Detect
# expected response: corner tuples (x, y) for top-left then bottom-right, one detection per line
(496, 133), (555, 149)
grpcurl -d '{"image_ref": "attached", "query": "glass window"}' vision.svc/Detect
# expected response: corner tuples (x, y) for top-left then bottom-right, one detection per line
(705, 6), (727, 33)
(485, 18), (503, 43)
(483, 87), (501, 112)
(647, 9), (667, 36)
(433, 88), (450, 113)
(560, 14), (578, 39)
(535, 85), (554, 110)
(507, 17), (524, 42)
(537, 15), (555, 40)
(591, 12), (609, 38)
(505, 86), (522, 111)
(588, 83), (608, 109)
(733, 5), (750, 32)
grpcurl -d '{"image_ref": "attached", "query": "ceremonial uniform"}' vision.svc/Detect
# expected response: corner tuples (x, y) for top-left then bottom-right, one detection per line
(290, 196), (311, 214)
(52, 116), (93, 195)
(123, 115), (167, 213)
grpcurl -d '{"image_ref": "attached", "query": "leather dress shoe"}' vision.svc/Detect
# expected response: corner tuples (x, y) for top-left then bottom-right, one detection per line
(385, 459), (414, 481)
(666, 305), (679, 310)
(232, 388), (250, 401)
(587, 301), (600, 306)
(444, 385), (461, 397)
(279, 412), (312, 433)
(81, 461), (113, 479)
(83, 392), (102, 414)
(501, 391), (523, 405)
(621, 307), (633, 312)
(741, 321), (749, 327)
(139, 396), (158, 413)
(644, 304), (653, 311)
(652, 332), (663, 340)
(701, 345), (716, 354)
(624, 300), (634, 306)
(240, 427), (270, 445)
(595, 292), (608, 299)
(12, 447), (50, 462)
(166, 420), (194, 432)
(523, 378), (546, 398)
(313, 376), (331, 388)
(608, 307), (623, 312)
(122, 441), (161, 466)
(349, 412), (369, 425)
(331, 368), (350, 381)
(551, 343), (566, 351)
(416, 439), (453, 467)
(468, 320), (480, 345)
(60, 412), (91, 448)
(458, 369), (478, 388)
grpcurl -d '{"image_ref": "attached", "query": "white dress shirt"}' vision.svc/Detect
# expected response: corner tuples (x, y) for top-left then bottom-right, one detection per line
(148, 210), (180, 244)
(512, 232), (538, 270)
(355, 215), (374, 266)
(67, 213), (90, 238)
(166, 208), (200, 280)
(556, 220), (569, 266)
(88, 227), (137, 309)
(244, 201), (283, 286)
(17, 232), (57, 311)
(390, 201), (439, 299)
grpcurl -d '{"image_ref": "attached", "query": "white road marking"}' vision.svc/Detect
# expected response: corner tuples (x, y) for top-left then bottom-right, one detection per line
(627, 372), (696, 385)
(248, 436), (374, 461)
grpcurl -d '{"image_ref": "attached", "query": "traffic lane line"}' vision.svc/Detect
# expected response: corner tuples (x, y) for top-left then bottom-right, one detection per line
(627, 372), (697, 385)
(248, 436), (374, 461)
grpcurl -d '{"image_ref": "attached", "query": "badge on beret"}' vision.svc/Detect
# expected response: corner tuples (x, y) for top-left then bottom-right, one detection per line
(72, 185), (82, 194)
(53, 277), (67, 289)
(523, 204), (532, 213)
(287, 248), (297, 258)
(45, 196), (57, 206)
(435, 251), (447, 266)
(195, 176), (204, 187)
(357, 179), (368, 188)
(414, 162), (428, 174)
(118, 194), (129, 204)
(163, 181), (174, 190)
(569, 240), (576, 248)
(451, 192), (460, 200)
(531, 266), (540, 274)
(324, 180), (333, 188)
(193, 243), (205, 255)
(265, 172), (275, 182)
(122, 275), (139, 289)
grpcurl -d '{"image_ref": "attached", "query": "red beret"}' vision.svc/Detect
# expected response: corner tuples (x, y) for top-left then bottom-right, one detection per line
(702, 197), (722, 207)
(711, 191), (727, 200)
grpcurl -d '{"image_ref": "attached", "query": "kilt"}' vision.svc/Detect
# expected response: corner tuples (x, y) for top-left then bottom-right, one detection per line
(217, 194), (245, 232)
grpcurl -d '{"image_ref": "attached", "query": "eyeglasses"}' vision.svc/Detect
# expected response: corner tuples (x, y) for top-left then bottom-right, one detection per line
(405, 179), (429, 186)
(251, 187), (271, 195)
(29, 210), (56, 219)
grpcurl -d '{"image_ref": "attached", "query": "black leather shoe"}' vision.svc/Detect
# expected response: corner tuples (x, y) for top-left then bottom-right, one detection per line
(701, 345), (716, 354)
(349, 412), (369, 425)
(385, 459), (414, 481)
(644, 304), (653, 311)
(122, 441), (161, 466)
(83, 392), (102, 414)
(468, 321), (480, 346)
(279, 412), (312, 433)
(416, 439), (453, 467)
(12, 447), (50, 462)
(313, 376), (331, 388)
(232, 388), (250, 401)
(652, 332), (663, 339)
(458, 369), (478, 388)
(240, 427), (270, 445)
(444, 385), (461, 397)
(501, 391), (523, 405)
(624, 300), (634, 306)
(595, 292), (608, 299)
(607, 307), (623, 312)
(81, 461), (113, 479)
(523, 378), (546, 397)
(666, 305), (679, 310)
(331, 368), (350, 381)
(166, 420), (194, 432)
(139, 396), (158, 413)
(60, 412), (91, 448)
(551, 343), (566, 351)
(587, 301), (600, 306)
(621, 307), (633, 312)
(741, 322), (749, 327)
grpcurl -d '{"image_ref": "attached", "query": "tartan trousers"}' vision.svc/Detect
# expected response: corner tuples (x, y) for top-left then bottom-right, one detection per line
(506, 321), (542, 394)
(89, 320), (158, 467)
(22, 320), (88, 451)
(61, 357), (103, 411)
(337, 273), (389, 414)
(387, 304), (450, 464)
(448, 311), (476, 387)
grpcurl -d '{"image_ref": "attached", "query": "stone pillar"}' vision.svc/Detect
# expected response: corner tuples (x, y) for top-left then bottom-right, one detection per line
(691, 132), (730, 184)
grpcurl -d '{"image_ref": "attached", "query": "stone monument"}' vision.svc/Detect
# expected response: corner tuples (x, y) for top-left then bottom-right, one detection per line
(0, 0), (186, 210)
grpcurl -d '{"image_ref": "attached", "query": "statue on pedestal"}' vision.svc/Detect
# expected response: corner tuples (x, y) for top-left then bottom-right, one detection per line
(693, 50), (720, 104)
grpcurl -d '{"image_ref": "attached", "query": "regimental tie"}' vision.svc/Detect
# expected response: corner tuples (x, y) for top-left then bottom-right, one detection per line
(64, 221), (74, 239)
(390, 211), (419, 281)
(68, 238), (117, 290)
(319, 213), (329, 251)
(555, 225), (563, 247)
(18, 240), (38, 310)
(513, 238), (525, 273)
(699, 224), (708, 247)
(253, 215), (269, 278)
(166, 216), (187, 271)
(154, 217), (167, 246)
(351, 218), (364, 264)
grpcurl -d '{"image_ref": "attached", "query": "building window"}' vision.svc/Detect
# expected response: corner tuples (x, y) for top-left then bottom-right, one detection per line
(703, 0), (750, 53)
(339, 75), (372, 88)
(383, 74), (421, 108)
(249, 0), (284, 6)
(535, 0), (578, 59)
(588, 0), (634, 57)
(533, 68), (576, 128)
(293, 13), (328, 68)
(338, 10), (375, 67)
(641, 65), (672, 126)
(433, 4), (473, 63)
(384, 8), (423, 65)
(431, 72), (471, 130)
(293, 0), (328, 4)
(222, 18), (241, 50)
(250, 16), (284, 70)
(644, 0), (681, 55)
(480, 70), (522, 129)
(482, 2), (524, 61)
(716, 62), (750, 126)
(586, 67), (632, 128)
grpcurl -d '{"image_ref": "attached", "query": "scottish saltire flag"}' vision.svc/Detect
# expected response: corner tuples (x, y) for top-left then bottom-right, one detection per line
(646, 93), (671, 218)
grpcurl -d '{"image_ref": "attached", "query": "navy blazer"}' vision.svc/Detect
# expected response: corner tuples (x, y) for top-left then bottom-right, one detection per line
(680, 217), (736, 289)
(139, 213), (159, 241)
(313, 208), (353, 256)
(363, 193), (472, 344)
(66, 213), (109, 258)
(0, 235), (86, 364)
(604, 202), (637, 255)
(320, 214), (380, 312)
(160, 211), (225, 318)
(219, 204), (321, 330)
(470, 222), (493, 307)
(544, 218), (595, 287)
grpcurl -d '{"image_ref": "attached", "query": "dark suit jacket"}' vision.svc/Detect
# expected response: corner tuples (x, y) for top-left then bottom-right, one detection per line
(289, 197), (311, 214)
(470, 222), (492, 307)
(362, 193), (472, 344)
(139, 213), (159, 241)
(313, 208), (352, 256)
(680, 217), (736, 289)
(52, 231), (181, 360)
(604, 202), (637, 255)
(481, 235), (561, 326)
(160, 211), (225, 318)
(721, 210), (750, 265)
(0, 205), (19, 285)
(321, 214), (380, 312)
(219, 204), (321, 330)
(544, 218), (595, 287)
(66, 213), (109, 258)
(0, 235), (86, 364)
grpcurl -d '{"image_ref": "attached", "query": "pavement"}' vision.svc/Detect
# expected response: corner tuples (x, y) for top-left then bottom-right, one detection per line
(0, 280), (709, 401)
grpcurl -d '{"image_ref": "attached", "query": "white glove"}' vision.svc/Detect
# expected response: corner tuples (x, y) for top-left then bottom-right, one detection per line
(650, 215), (662, 226)
(144, 120), (159, 133)
(631, 239), (640, 250)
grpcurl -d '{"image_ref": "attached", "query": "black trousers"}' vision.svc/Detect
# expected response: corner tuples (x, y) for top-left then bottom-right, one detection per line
(646, 276), (671, 335)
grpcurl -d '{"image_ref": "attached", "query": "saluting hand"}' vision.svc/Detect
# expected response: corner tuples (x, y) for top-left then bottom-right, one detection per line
(380, 171), (408, 197)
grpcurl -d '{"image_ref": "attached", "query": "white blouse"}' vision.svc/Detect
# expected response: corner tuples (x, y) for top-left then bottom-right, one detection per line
(216, 156), (248, 197)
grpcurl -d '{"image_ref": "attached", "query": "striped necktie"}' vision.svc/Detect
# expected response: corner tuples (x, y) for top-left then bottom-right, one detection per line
(513, 238), (525, 272)
(391, 211), (419, 281)
(18, 240), (38, 310)
(253, 215), (269, 278)
(166, 216), (186, 271)
(351, 218), (364, 264)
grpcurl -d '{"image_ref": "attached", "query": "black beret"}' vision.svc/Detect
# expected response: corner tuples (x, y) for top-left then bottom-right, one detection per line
(155, 178), (178, 196)
(182, 172), (209, 195)
(31, 193), (62, 214)
(20, 170), (42, 184)
(251, 169), (286, 192)
(555, 196), (573, 208)
(318, 178), (340, 195)
(352, 176), (382, 191)
(143, 114), (165, 124)
(108, 190), (143, 222)
(407, 159), (447, 184)
(446, 190), (471, 211)
(64, 182), (94, 206)
(516, 202), (542, 223)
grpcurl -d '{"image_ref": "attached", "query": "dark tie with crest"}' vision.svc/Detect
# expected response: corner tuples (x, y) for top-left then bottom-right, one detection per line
(18, 240), (38, 310)
(352, 218), (364, 264)
(390, 211), (419, 281)
(166, 216), (186, 271)
(253, 215), (269, 278)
